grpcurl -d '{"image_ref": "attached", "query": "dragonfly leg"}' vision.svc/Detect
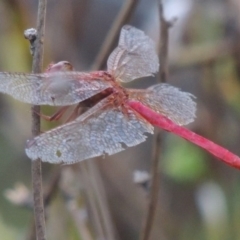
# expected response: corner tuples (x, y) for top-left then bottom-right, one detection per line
(65, 104), (83, 123)
(34, 106), (69, 121)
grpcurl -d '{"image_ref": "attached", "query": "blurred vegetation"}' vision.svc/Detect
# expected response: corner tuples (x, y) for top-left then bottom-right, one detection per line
(1, 0), (240, 240)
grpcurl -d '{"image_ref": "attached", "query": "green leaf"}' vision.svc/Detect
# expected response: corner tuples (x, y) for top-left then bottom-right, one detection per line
(162, 135), (209, 183)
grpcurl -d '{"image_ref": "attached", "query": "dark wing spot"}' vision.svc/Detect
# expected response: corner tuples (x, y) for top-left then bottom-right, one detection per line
(56, 150), (62, 157)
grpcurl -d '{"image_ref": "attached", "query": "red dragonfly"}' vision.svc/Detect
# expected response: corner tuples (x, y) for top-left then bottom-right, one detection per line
(0, 25), (240, 169)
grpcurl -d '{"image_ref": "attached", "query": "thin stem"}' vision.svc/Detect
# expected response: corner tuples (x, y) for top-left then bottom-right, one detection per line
(140, 1), (171, 240)
(91, 0), (139, 70)
(82, 2), (140, 237)
(30, 0), (47, 239)
(43, 167), (61, 206)
(140, 132), (161, 240)
(79, 164), (106, 240)
(159, 1), (172, 83)
(88, 161), (116, 240)
(27, 167), (60, 240)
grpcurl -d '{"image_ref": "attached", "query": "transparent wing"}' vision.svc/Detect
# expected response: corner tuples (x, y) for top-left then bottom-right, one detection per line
(0, 71), (111, 106)
(107, 25), (159, 82)
(25, 96), (154, 164)
(128, 83), (196, 125)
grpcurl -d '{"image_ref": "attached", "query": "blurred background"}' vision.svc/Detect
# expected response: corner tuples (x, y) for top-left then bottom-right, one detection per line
(1, 0), (240, 239)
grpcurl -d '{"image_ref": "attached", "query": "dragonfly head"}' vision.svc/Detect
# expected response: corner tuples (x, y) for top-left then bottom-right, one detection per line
(45, 61), (74, 73)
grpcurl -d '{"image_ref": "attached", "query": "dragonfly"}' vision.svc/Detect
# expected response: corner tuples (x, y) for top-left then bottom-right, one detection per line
(0, 25), (240, 169)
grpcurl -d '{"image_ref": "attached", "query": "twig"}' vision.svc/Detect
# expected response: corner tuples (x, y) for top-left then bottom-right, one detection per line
(87, 161), (116, 240)
(80, 2), (140, 237)
(60, 166), (94, 240)
(140, 1), (172, 240)
(159, 1), (174, 83)
(91, 0), (139, 70)
(25, 0), (47, 239)
(78, 164), (106, 239)
(43, 167), (61, 206)
(26, 168), (60, 240)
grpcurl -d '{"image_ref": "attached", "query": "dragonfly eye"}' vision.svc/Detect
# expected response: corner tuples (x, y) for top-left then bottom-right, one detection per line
(46, 61), (74, 72)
